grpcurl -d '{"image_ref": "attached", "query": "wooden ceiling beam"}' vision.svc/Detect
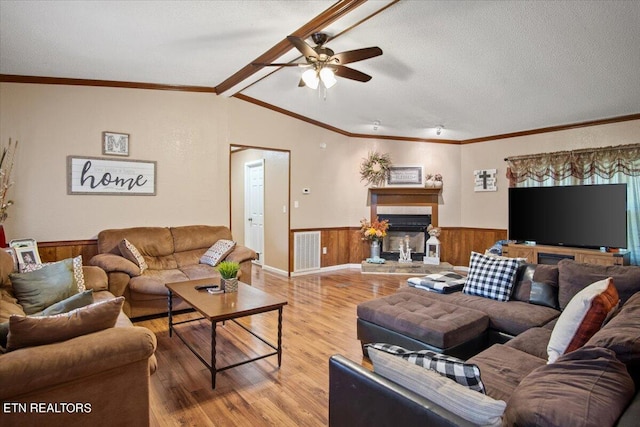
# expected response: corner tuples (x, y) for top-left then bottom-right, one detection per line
(214, 0), (367, 95)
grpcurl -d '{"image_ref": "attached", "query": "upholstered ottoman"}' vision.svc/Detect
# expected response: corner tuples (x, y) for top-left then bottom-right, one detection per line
(357, 292), (489, 359)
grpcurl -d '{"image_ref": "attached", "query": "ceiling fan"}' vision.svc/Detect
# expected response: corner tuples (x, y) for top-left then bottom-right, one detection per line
(254, 32), (383, 89)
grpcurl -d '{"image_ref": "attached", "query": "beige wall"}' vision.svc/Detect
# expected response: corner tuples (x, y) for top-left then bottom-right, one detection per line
(0, 83), (229, 241)
(1, 82), (637, 253)
(460, 120), (640, 229)
(226, 98), (463, 228)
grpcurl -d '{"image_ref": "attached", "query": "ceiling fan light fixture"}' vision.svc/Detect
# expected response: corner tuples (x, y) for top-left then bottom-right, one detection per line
(302, 69), (319, 89)
(319, 67), (336, 88)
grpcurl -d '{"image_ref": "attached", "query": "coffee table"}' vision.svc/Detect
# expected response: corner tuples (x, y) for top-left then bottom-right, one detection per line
(166, 278), (287, 389)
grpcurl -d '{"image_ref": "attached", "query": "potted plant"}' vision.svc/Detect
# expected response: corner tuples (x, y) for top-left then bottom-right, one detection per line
(216, 260), (240, 292)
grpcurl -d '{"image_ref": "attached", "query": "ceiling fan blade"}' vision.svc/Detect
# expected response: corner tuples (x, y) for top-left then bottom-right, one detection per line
(330, 47), (382, 65)
(287, 35), (318, 60)
(333, 65), (372, 82)
(252, 62), (304, 67)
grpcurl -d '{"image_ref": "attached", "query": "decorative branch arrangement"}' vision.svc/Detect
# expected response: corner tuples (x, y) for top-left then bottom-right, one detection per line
(0, 139), (18, 223)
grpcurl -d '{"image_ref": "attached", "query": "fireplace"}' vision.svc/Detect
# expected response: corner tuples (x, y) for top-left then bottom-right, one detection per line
(378, 214), (431, 261)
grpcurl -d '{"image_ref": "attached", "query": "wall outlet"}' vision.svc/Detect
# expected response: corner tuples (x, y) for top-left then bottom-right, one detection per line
(294, 201), (299, 208)
(322, 247), (327, 254)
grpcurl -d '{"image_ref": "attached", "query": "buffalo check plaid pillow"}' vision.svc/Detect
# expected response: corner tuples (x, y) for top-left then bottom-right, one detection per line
(463, 251), (522, 302)
(366, 343), (486, 394)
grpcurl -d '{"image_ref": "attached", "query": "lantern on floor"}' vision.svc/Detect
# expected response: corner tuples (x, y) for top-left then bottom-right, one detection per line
(424, 225), (441, 265)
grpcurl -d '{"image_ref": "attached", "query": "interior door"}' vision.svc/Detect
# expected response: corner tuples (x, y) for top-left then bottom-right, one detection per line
(245, 159), (264, 264)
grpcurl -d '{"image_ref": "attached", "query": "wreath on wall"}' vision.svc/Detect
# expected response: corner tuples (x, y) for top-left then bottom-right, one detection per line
(360, 151), (392, 187)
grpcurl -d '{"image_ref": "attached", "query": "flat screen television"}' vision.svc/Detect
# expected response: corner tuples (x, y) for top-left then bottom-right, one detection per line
(508, 184), (627, 249)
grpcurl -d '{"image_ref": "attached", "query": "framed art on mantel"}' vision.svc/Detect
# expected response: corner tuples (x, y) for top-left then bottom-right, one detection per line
(387, 166), (423, 186)
(102, 131), (129, 156)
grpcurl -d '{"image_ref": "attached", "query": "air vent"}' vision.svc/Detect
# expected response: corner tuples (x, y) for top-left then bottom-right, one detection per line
(294, 231), (321, 272)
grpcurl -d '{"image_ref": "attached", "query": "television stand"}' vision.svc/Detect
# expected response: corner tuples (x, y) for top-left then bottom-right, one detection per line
(503, 243), (629, 266)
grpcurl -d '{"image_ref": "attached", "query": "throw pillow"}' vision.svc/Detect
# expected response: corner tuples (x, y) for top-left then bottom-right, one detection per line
(503, 346), (634, 427)
(547, 277), (619, 363)
(0, 290), (94, 351)
(6, 296), (124, 351)
(18, 255), (86, 292)
(368, 348), (506, 426)
(510, 263), (536, 302)
(463, 251), (522, 302)
(366, 343), (486, 393)
(31, 289), (94, 317)
(72, 255), (86, 292)
(118, 239), (148, 273)
(9, 258), (79, 315)
(529, 280), (560, 309)
(200, 239), (236, 267)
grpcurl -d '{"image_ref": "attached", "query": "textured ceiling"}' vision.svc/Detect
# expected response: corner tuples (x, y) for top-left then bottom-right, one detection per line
(1, 0), (639, 140)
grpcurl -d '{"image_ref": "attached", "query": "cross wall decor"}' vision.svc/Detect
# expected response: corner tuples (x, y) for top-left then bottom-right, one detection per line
(474, 169), (497, 192)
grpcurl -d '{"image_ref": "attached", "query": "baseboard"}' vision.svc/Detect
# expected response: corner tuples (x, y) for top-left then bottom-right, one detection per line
(325, 263), (362, 271)
(290, 263), (361, 277)
(261, 264), (289, 276)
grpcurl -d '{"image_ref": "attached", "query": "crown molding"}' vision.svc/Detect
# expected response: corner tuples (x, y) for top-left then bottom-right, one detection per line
(2, 75), (637, 145)
(460, 113), (640, 144)
(235, 94), (639, 145)
(0, 74), (216, 93)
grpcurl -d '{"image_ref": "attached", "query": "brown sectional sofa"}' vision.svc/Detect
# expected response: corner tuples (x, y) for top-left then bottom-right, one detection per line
(0, 250), (157, 427)
(330, 259), (640, 426)
(356, 263), (562, 359)
(90, 225), (256, 318)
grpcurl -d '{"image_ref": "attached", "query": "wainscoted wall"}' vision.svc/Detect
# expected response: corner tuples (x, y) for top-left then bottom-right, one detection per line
(40, 226), (506, 271)
(38, 240), (98, 264)
(438, 227), (508, 266)
(289, 226), (508, 272)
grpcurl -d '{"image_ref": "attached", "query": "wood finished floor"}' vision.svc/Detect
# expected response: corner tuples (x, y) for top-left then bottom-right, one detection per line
(136, 267), (408, 427)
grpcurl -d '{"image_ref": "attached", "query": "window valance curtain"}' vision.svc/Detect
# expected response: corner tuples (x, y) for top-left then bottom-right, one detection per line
(506, 143), (640, 186)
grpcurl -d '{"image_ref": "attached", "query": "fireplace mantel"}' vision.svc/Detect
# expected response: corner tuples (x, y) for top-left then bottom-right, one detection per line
(369, 187), (441, 226)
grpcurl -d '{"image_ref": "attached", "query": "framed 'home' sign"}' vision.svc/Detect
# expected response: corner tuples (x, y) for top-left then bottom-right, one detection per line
(67, 156), (156, 195)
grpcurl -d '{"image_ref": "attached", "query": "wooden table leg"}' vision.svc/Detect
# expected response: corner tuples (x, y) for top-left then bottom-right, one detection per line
(167, 290), (173, 338)
(211, 321), (217, 389)
(277, 307), (283, 367)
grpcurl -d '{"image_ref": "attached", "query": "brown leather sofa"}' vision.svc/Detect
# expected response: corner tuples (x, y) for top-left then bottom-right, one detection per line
(90, 225), (256, 318)
(330, 260), (640, 426)
(0, 250), (157, 427)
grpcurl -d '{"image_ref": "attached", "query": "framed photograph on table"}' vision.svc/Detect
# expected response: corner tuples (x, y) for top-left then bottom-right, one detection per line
(102, 131), (130, 156)
(9, 238), (38, 249)
(14, 246), (42, 272)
